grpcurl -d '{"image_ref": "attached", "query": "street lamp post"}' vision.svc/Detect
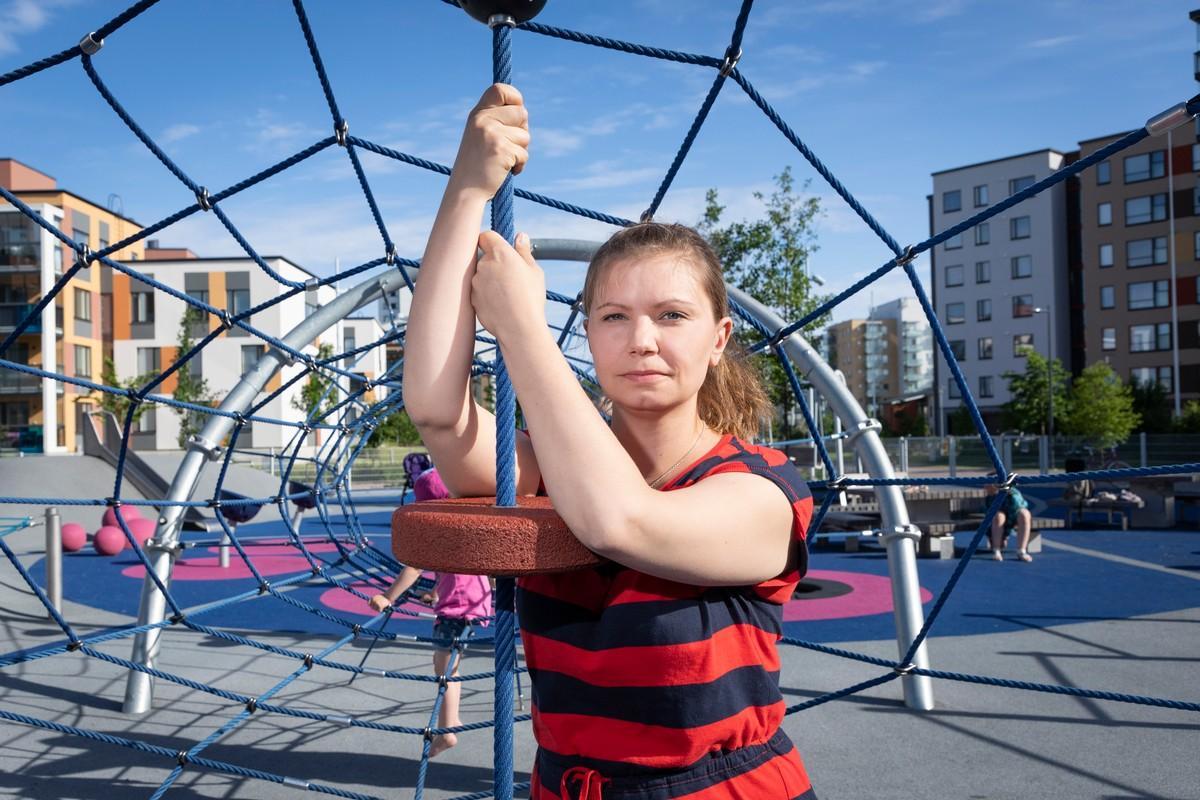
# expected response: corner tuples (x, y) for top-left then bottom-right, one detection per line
(1034, 306), (1054, 440)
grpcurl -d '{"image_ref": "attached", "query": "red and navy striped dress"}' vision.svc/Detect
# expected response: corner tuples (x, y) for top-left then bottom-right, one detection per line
(517, 434), (816, 799)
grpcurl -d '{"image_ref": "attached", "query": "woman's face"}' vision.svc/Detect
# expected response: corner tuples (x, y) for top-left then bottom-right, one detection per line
(584, 252), (732, 418)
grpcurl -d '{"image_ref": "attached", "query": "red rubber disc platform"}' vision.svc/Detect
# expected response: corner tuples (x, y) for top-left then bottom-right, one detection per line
(391, 496), (603, 576)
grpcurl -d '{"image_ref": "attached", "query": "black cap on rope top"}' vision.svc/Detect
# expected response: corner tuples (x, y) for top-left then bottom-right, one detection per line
(458, 0), (547, 26)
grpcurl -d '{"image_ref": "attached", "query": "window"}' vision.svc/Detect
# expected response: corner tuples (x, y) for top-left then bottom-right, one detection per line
(131, 289), (154, 324)
(943, 190), (962, 213)
(1194, 185), (1200, 215)
(227, 288), (251, 316)
(343, 329), (357, 368)
(240, 344), (265, 375)
(1097, 202), (1112, 226)
(1100, 285), (1115, 309)
(1009, 175), (1035, 195)
(1096, 160), (1111, 185)
(978, 337), (993, 359)
(54, 246), (62, 273)
(188, 289), (209, 306)
(73, 344), (92, 378)
(1126, 236), (1167, 268)
(1013, 333), (1034, 356)
(1101, 327), (1116, 351)
(974, 223), (990, 246)
(1193, 143), (1200, 172)
(136, 347), (160, 375)
(944, 233), (962, 250)
(1012, 295), (1033, 317)
(1195, 230), (1200, 259)
(945, 265), (964, 287)
(1131, 367), (1157, 388)
(1098, 243), (1114, 268)
(1123, 150), (1165, 183)
(1130, 323), (1170, 352)
(1125, 193), (1167, 225)
(948, 378), (961, 400)
(975, 260), (991, 283)
(98, 221), (109, 251)
(137, 407), (156, 433)
(946, 302), (965, 324)
(979, 375), (994, 398)
(949, 339), (966, 360)
(1011, 255), (1032, 279)
(977, 298), (992, 321)
(1128, 280), (1170, 310)
(1009, 216), (1031, 240)
(73, 288), (91, 321)
(973, 184), (988, 207)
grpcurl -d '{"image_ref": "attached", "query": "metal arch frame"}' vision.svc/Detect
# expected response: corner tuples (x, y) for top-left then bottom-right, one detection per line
(124, 238), (933, 714)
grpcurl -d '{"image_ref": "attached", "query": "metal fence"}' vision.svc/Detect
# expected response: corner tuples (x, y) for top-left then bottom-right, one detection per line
(231, 445), (426, 489)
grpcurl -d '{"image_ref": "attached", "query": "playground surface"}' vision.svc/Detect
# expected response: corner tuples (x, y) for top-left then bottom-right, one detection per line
(0, 455), (1198, 799)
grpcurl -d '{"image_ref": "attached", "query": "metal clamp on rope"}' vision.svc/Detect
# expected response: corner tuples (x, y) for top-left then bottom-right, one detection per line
(423, 726), (434, 741)
(385, 243), (397, 266)
(217, 308), (233, 331)
(270, 344), (297, 367)
(195, 187), (212, 212)
(187, 433), (223, 461)
(894, 245), (917, 267)
(846, 418), (882, 444)
(335, 120), (349, 147)
(1146, 102), (1193, 136)
(258, 580), (271, 595)
(487, 13), (516, 28)
(75, 244), (92, 270)
(303, 653), (315, 670)
(232, 412), (247, 429)
(245, 697), (258, 713)
(893, 662), (917, 677)
(175, 750), (189, 767)
(66, 640), (83, 652)
(281, 777), (310, 790)
(327, 714), (353, 728)
(363, 667), (388, 678)
(105, 497), (122, 508)
(719, 45), (742, 77)
(1001, 471), (1019, 492)
(639, 209), (654, 223)
(78, 32), (104, 55)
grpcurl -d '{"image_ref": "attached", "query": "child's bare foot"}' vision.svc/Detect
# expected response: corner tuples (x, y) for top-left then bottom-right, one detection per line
(429, 732), (458, 757)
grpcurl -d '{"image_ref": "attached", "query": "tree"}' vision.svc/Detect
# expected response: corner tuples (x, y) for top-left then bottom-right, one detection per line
(367, 407), (421, 447)
(1129, 378), (1172, 433)
(1060, 362), (1140, 448)
(947, 404), (978, 437)
(1176, 400), (1200, 433)
(291, 343), (337, 421)
(99, 357), (153, 428)
(1000, 349), (1069, 434)
(698, 167), (828, 438)
(172, 306), (215, 447)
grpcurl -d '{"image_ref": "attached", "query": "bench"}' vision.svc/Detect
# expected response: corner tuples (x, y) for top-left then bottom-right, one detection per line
(917, 516), (1065, 559)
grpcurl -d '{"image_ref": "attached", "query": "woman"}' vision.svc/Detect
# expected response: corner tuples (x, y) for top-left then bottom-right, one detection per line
(403, 83), (816, 799)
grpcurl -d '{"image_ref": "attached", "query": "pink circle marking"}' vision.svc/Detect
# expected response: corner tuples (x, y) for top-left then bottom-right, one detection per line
(121, 539), (340, 581)
(320, 578), (435, 618)
(783, 569), (933, 621)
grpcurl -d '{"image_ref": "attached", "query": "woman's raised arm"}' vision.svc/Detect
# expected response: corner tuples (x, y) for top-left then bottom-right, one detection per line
(402, 84), (541, 498)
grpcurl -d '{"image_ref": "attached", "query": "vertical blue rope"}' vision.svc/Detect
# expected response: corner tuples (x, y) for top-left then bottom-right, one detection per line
(490, 19), (518, 800)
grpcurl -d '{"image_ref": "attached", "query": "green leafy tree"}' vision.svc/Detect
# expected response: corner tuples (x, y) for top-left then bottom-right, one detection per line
(1000, 349), (1069, 435)
(1129, 378), (1172, 433)
(99, 357), (154, 428)
(1176, 400), (1200, 433)
(368, 408), (422, 447)
(1060, 362), (1140, 448)
(172, 306), (215, 447)
(947, 404), (978, 437)
(291, 343), (337, 421)
(698, 167), (829, 438)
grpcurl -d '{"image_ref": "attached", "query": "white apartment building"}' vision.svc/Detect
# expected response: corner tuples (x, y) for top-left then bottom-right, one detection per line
(869, 297), (934, 398)
(930, 149), (1071, 432)
(111, 256), (388, 451)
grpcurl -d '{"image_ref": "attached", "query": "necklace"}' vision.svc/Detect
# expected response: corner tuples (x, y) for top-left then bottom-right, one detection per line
(647, 425), (706, 490)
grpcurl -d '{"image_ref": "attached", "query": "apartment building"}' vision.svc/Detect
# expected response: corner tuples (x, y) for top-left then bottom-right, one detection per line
(0, 158), (145, 453)
(110, 253), (386, 451)
(827, 298), (933, 418)
(930, 149), (1072, 433)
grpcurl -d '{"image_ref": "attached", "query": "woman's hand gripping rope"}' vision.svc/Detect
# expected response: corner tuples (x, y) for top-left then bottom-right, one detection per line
(472, 231), (547, 341)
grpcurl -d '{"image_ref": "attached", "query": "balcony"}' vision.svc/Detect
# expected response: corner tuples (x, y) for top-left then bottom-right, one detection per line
(0, 370), (62, 395)
(0, 244), (40, 269)
(0, 304), (63, 335)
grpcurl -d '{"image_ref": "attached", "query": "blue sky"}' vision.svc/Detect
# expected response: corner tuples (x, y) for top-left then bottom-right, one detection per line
(1, 0), (1195, 324)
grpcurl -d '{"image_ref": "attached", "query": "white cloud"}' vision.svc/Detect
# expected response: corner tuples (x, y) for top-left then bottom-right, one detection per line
(548, 163), (663, 192)
(0, 0), (76, 56)
(1027, 35), (1077, 49)
(537, 128), (584, 157)
(161, 123), (201, 144)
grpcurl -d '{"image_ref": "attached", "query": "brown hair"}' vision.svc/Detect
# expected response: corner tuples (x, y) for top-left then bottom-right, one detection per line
(581, 222), (772, 441)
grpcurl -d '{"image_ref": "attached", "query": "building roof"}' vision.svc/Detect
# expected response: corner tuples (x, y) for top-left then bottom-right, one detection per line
(1076, 130), (1138, 147)
(931, 148), (1067, 178)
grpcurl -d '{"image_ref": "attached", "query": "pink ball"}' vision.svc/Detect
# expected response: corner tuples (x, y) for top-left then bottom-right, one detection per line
(93, 525), (127, 556)
(61, 523), (86, 553)
(102, 505), (142, 528)
(128, 517), (157, 547)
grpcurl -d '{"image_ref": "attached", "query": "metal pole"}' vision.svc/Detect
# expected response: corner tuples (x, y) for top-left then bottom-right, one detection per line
(219, 522), (231, 569)
(122, 265), (413, 714)
(44, 507), (61, 617)
(948, 435), (956, 477)
(1140, 431), (1148, 468)
(1046, 308), (1054, 438)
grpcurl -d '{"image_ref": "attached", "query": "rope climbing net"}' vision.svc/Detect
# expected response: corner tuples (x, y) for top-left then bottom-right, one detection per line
(1, 1), (1199, 799)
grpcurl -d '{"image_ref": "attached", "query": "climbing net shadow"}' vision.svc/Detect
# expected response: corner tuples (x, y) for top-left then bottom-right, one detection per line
(2, 1), (1199, 798)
